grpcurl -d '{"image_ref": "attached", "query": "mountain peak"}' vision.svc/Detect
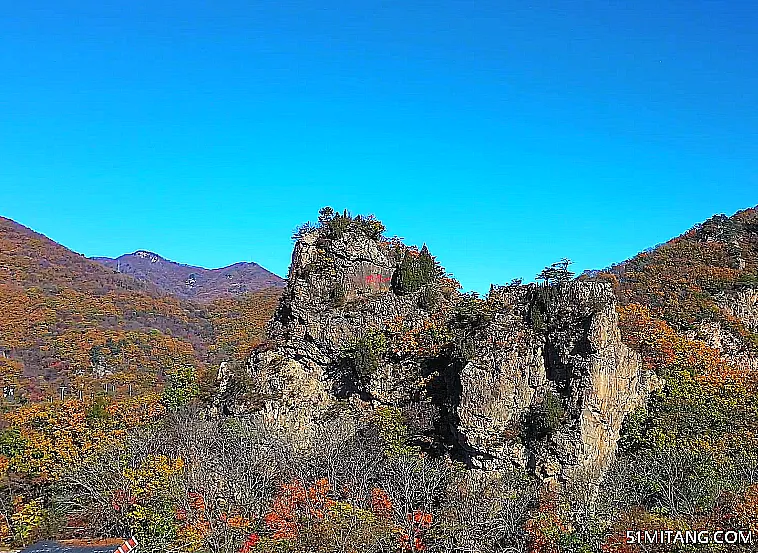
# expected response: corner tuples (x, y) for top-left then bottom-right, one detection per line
(131, 250), (164, 263)
(93, 251), (284, 302)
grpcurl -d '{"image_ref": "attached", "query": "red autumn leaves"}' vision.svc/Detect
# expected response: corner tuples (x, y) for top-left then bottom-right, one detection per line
(263, 478), (331, 540)
(232, 478), (433, 552)
(238, 533), (260, 553)
(112, 473), (434, 551)
(400, 510), (433, 551)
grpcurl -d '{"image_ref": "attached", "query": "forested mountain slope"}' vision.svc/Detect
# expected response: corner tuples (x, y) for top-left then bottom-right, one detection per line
(3, 207), (758, 553)
(0, 217), (280, 401)
(594, 206), (758, 337)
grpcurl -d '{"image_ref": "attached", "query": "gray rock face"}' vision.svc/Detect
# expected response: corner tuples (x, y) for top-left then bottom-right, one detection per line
(687, 287), (758, 373)
(454, 283), (656, 483)
(718, 288), (758, 334)
(268, 230), (416, 359)
(221, 224), (655, 484)
(220, 228), (454, 433)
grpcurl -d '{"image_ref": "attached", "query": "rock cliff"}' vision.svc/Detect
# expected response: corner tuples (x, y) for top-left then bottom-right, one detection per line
(218, 215), (458, 430)
(219, 212), (656, 484)
(453, 283), (656, 483)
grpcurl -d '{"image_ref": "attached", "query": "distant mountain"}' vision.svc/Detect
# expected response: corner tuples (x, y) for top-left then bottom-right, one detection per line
(93, 251), (285, 302)
(0, 217), (280, 401)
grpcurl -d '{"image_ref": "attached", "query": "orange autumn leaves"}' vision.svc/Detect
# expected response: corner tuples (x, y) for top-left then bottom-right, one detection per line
(263, 478), (332, 540)
(164, 477), (434, 552)
(1, 396), (166, 548)
(0, 216), (281, 402)
(617, 303), (756, 391)
(206, 290), (281, 361)
(102, 473), (436, 552)
(524, 491), (571, 553)
(370, 488), (393, 519)
(0, 278), (204, 399)
(3, 396), (163, 482)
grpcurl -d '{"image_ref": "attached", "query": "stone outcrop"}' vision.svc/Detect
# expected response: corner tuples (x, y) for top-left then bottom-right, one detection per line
(219, 219), (656, 484)
(687, 288), (758, 373)
(453, 283), (656, 483)
(218, 225), (456, 431)
(718, 288), (758, 334)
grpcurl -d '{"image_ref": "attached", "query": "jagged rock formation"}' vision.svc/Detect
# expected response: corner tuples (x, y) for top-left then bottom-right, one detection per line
(453, 283), (657, 483)
(219, 213), (656, 484)
(219, 221), (457, 425)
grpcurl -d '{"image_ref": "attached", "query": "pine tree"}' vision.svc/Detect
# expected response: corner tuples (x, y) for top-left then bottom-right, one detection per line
(395, 244), (441, 294)
(536, 258), (574, 285)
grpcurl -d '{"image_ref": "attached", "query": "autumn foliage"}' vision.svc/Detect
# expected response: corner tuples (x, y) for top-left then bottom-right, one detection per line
(0, 217), (278, 402)
(3, 207), (758, 551)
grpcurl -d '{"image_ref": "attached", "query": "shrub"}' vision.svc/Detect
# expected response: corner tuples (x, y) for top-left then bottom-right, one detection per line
(372, 406), (418, 456)
(344, 331), (387, 385)
(450, 292), (492, 330)
(311, 207), (386, 241)
(0, 428), (27, 459)
(418, 284), (440, 310)
(85, 396), (111, 424)
(291, 222), (316, 241)
(523, 389), (566, 443)
(160, 366), (199, 410)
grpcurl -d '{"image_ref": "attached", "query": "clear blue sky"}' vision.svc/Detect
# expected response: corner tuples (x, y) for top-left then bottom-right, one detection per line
(1, 1), (756, 292)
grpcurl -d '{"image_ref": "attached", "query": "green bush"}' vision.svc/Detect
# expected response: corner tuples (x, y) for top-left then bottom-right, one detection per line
(160, 366), (200, 410)
(292, 208), (386, 242)
(418, 284), (441, 310)
(345, 331), (387, 385)
(317, 207), (386, 241)
(291, 221), (317, 241)
(523, 389), (566, 443)
(85, 396), (111, 424)
(450, 292), (492, 331)
(449, 292), (492, 362)
(373, 406), (419, 456)
(0, 427), (27, 458)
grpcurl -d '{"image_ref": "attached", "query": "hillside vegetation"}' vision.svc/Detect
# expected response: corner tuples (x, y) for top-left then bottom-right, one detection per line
(570, 206), (758, 549)
(2, 208), (758, 552)
(594, 206), (758, 336)
(0, 217), (280, 401)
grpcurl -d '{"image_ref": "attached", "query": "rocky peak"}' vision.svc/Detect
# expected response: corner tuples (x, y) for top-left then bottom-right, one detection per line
(267, 223), (451, 359)
(454, 282), (658, 482)
(134, 250), (163, 262)
(220, 211), (656, 486)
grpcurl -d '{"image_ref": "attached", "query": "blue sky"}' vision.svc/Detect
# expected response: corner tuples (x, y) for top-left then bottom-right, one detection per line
(1, 1), (756, 292)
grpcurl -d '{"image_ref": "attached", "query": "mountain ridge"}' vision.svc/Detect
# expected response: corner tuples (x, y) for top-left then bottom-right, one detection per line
(0, 215), (281, 401)
(3, 207), (758, 552)
(93, 250), (284, 303)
